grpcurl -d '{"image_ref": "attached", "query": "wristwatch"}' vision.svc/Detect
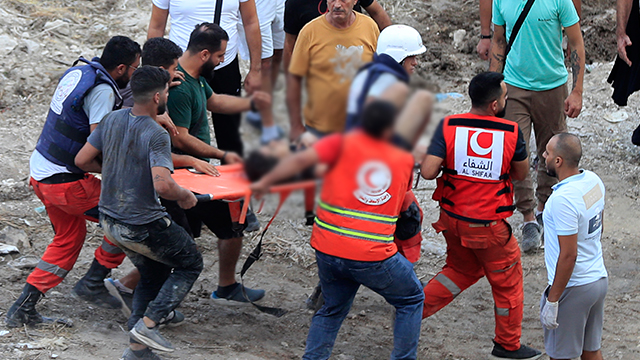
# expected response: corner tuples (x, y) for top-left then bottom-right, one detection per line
(480, 33), (492, 39)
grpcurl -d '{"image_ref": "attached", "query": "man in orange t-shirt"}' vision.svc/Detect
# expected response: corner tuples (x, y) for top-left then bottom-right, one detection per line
(287, 0), (379, 141)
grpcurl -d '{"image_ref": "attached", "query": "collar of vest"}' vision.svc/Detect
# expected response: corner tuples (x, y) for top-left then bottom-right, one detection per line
(73, 56), (123, 108)
(362, 53), (410, 83)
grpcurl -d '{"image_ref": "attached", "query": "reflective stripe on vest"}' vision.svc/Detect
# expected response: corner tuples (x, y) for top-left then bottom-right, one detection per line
(318, 200), (398, 224)
(314, 218), (395, 243)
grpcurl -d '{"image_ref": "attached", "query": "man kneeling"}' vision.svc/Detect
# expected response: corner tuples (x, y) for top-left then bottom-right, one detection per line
(75, 66), (203, 360)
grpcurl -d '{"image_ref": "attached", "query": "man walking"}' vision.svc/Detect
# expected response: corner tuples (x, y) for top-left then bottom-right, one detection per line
(420, 72), (541, 359)
(489, 0), (585, 252)
(287, 0), (380, 140)
(5, 36), (141, 328)
(167, 23), (270, 304)
(75, 66), (203, 360)
(252, 101), (424, 360)
(540, 133), (608, 360)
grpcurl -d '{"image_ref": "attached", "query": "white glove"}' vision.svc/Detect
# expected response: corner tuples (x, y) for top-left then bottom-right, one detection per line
(540, 298), (559, 330)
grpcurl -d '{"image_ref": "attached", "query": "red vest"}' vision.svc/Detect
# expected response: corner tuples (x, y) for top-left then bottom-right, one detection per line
(311, 131), (414, 261)
(432, 113), (519, 222)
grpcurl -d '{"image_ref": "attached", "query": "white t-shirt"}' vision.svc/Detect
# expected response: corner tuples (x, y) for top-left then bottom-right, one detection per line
(543, 170), (608, 288)
(30, 83), (116, 180)
(152, 0), (249, 70)
(347, 70), (398, 116)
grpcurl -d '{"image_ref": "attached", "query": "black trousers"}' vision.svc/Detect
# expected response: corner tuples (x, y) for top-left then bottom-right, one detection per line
(207, 56), (244, 158)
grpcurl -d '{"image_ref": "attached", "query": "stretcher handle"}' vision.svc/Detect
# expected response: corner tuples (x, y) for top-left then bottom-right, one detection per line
(195, 194), (213, 202)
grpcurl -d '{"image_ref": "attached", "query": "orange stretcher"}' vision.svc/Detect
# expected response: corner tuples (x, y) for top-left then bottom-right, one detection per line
(172, 163), (316, 224)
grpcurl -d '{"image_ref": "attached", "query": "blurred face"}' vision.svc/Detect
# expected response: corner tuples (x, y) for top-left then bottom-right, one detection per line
(493, 81), (508, 118)
(163, 59), (179, 80)
(200, 41), (227, 78)
(401, 56), (418, 75)
(327, 0), (357, 23)
(117, 54), (141, 88)
(157, 83), (169, 115)
(543, 137), (559, 178)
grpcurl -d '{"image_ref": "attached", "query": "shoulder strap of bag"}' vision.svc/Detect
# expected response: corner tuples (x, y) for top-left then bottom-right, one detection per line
(505, 0), (536, 58)
(214, 0), (223, 25)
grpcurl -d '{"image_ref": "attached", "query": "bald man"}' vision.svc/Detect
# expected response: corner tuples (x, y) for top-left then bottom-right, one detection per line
(540, 133), (608, 360)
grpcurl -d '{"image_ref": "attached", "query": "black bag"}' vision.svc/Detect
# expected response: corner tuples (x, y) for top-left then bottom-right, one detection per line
(504, 0), (536, 62)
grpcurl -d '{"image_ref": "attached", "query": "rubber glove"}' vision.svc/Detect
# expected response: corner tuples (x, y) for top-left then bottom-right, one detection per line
(540, 298), (559, 330)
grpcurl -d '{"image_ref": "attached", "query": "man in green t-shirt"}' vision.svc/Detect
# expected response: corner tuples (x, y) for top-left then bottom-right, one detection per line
(167, 23), (271, 304)
(489, 0), (585, 254)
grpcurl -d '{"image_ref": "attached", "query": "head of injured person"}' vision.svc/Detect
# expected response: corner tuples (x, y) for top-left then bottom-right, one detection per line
(361, 100), (397, 140)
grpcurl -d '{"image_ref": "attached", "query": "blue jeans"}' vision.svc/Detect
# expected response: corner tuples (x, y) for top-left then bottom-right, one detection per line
(100, 213), (203, 331)
(304, 251), (424, 360)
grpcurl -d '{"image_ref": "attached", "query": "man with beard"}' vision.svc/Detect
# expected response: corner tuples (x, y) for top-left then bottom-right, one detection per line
(75, 66), (202, 360)
(420, 72), (542, 359)
(540, 133), (607, 360)
(167, 23), (271, 304)
(5, 36), (141, 328)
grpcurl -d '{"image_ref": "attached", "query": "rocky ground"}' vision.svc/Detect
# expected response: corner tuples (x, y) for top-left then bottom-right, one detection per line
(1, 0), (639, 359)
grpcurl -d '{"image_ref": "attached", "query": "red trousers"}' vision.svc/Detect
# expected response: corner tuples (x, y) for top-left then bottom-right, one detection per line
(422, 211), (524, 351)
(28, 176), (125, 293)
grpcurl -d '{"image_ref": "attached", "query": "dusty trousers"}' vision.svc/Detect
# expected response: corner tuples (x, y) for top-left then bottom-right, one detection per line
(505, 84), (567, 215)
(27, 175), (125, 293)
(422, 211), (524, 351)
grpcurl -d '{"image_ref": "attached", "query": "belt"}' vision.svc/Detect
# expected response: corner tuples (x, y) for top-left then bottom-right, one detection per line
(39, 173), (84, 184)
(468, 221), (498, 228)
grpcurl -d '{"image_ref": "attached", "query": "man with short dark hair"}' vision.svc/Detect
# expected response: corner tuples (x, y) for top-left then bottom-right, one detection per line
(540, 133), (607, 360)
(167, 23), (271, 304)
(421, 72), (541, 359)
(251, 101), (425, 360)
(5, 36), (141, 328)
(75, 66), (203, 360)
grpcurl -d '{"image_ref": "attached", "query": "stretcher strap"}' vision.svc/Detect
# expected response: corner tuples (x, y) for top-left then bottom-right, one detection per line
(239, 190), (293, 317)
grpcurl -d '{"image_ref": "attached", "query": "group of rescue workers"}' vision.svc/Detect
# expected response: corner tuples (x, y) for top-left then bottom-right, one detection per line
(4, 0), (614, 360)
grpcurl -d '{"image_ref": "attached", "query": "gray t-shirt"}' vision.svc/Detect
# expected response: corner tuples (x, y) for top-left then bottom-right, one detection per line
(88, 108), (174, 225)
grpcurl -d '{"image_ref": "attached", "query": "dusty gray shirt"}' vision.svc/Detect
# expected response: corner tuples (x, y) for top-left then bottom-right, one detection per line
(88, 108), (173, 225)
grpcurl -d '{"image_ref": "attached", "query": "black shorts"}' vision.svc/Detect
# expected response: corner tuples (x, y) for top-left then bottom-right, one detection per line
(162, 199), (245, 240)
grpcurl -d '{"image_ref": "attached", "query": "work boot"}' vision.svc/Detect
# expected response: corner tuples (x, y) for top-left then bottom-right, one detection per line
(72, 258), (121, 309)
(489, 341), (542, 360)
(5, 283), (72, 328)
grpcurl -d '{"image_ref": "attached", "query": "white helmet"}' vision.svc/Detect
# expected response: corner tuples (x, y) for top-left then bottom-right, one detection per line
(376, 25), (426, 63)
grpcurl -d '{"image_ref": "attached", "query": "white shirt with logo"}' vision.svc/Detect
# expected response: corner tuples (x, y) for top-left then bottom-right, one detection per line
(543, 170), (608, 287)
(152, 0), (249, 70)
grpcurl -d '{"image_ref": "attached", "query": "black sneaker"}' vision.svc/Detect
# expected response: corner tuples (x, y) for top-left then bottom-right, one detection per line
(489, 341), (542, 360)
(120, 347), (164, 360)
(632, 123), (640, 146)
(158, 310), (184, 327)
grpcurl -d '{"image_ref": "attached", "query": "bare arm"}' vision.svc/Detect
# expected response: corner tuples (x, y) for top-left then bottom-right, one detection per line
(572, 0), (581, 18)
(477, 0), (493, 60)
(564, 23), (585, 118)
(148, 5), (169, 39)
(286, 73), (305, 142)
(240, 0), (263, 94)
(206, 91), (271, 114)
(363, 0), (392, 30)
(75, 142), (102, 173)
(283, 33), (297, 76)
(152, 166), (197, 209)
(617, 0), (634, 66)
(509, 159), (529, 181)
(250, 147), (319, 198)
(547, 234), (578, 302)
(172, 153), (219, 176)
(420, 155), (444, 180)
(488, 24), (507, 72)
(170, 126), (226, 160)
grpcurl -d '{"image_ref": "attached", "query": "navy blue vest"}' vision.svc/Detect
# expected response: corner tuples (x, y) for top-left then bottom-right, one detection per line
(35, 57), (122, 174)
(345, 53), (410, 131)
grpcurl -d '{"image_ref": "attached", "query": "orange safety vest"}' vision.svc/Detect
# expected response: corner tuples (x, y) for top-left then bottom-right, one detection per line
(432, 113), (519, 222)
(311, 131), (414, 261)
